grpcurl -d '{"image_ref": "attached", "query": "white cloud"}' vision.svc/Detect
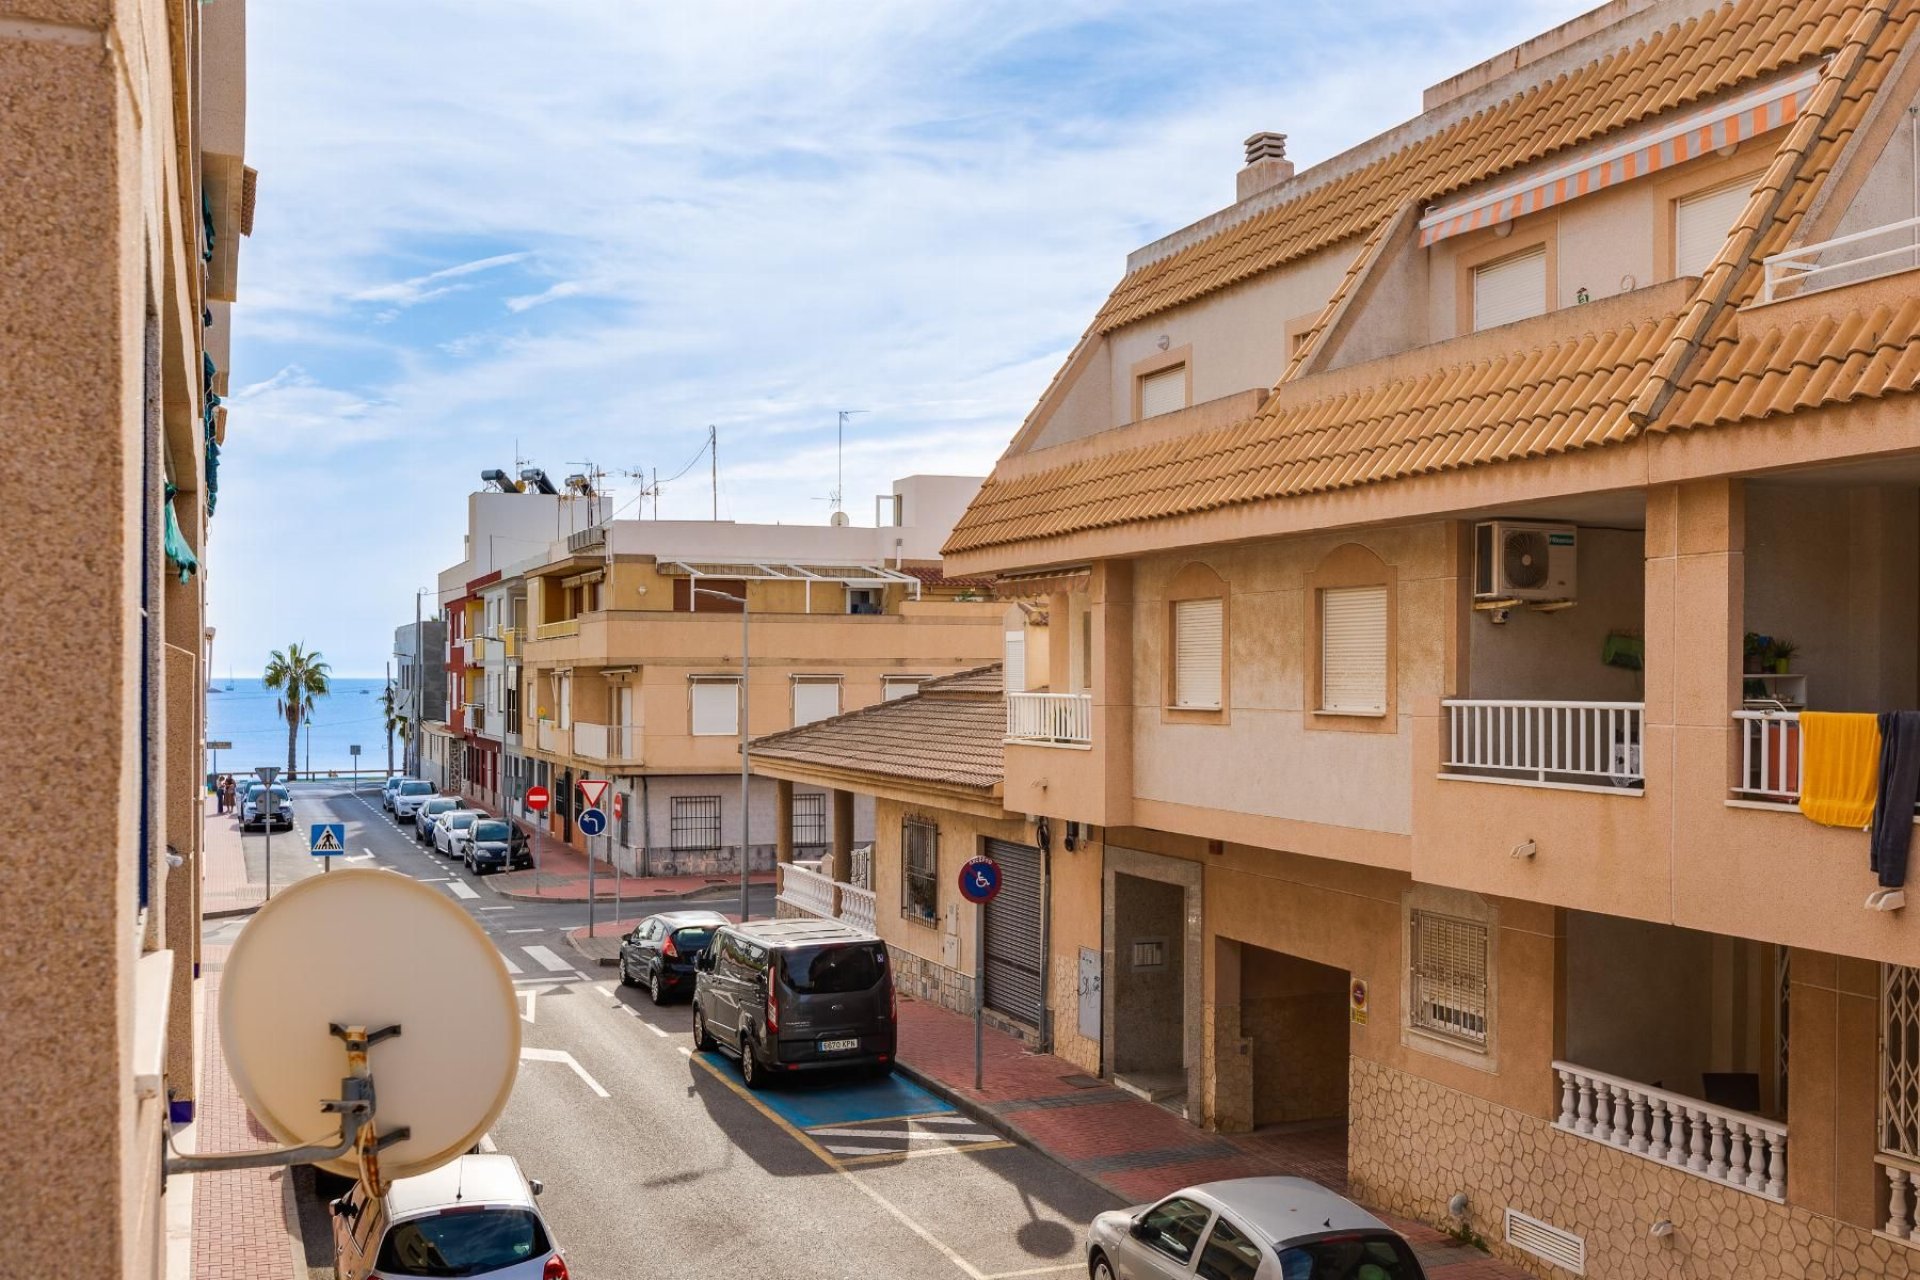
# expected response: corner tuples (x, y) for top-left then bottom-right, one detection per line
(350, 251), (531, 306)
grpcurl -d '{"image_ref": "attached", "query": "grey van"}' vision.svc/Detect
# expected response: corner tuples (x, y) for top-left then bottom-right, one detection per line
(690, 918), (896, 1088)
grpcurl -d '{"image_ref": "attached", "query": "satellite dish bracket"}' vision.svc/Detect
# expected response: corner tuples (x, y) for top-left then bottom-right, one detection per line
(164, 1023), (411, 1193)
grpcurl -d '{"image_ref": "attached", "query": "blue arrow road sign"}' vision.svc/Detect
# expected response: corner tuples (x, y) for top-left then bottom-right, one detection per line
(309, 823), (347, 857)
(958, 854), (1001, 905)
(577, 807), (608, 837)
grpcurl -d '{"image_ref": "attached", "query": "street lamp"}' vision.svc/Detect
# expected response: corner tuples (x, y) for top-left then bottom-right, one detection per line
(693, 586), (751, 923)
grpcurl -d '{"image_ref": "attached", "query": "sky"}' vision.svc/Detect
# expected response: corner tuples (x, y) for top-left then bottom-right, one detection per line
(212, 0), (1590, 678)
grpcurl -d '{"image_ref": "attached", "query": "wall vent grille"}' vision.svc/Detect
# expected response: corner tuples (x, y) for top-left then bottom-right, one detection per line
(1504, 1208), (1585, 1274)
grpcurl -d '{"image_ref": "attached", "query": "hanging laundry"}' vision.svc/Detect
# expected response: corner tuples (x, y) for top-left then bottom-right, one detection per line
(1869, 712), (1920, 907)
(1797, 711), (1880, 828)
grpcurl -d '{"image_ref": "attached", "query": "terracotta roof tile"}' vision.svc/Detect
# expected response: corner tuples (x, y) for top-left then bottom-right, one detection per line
(749, 665), (1005, 790)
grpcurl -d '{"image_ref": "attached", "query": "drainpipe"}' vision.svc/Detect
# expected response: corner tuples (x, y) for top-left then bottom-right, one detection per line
(1039, 841), (1053, 1054)
(639, 773), (653, 878)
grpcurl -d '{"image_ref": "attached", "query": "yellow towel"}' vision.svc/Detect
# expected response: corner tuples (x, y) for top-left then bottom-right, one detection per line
(1798, 711), (1881, 828)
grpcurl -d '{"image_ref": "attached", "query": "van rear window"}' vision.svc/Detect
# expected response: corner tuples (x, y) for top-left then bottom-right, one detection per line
(780, 943), (886, 994)
(375, 1208), (550, 1276)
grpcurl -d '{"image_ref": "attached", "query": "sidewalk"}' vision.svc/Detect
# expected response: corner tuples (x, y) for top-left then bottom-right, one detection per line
(893, 998), (1526, 1280)
(202, 795), (263, 919)
(490, 821), (774, 901)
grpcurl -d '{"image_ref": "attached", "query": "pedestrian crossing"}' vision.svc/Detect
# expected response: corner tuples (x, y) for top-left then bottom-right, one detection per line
(490, 942), (587, 984)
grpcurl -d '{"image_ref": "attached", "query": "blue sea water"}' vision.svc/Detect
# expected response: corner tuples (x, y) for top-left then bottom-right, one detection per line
(205, 676), (401, 777)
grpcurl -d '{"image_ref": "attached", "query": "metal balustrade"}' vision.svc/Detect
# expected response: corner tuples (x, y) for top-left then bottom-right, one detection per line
(1554, 1060), (1786, 1201)
(1735, 710), (1801, 802)
(1762, 215), (1920, 303)
(1442, 699), (1644, 789)
(1006, 691), (1092, 745)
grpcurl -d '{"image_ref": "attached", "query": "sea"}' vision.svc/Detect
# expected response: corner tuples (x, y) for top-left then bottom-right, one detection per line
(205, 676), (401, 778)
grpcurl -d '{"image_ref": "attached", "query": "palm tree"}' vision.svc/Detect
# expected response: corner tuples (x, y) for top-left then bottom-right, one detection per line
(379, 680), (411, 778)
(263, 644), (330, 780)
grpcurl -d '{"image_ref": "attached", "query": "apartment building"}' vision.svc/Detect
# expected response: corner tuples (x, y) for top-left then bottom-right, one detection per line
(517, 476), (1003, 873)
(931, 1), (1920, 1275)
(0, 1), (250, 1274)
(394, 616), (447, 774)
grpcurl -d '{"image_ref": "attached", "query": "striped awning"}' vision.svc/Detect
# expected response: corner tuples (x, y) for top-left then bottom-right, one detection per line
(1418, 65), (1823, 247)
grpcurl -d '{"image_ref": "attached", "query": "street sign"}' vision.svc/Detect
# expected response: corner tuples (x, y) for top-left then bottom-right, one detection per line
(577, 778), (610, 810)
(255, 765), (281, 785)
(577, 807), (607, 837)
(525, 785), (550, 812)
(611, 791), (624, 820)
(350, 744), (362, 756)
(207, 740), (233, 751)
(958, 854), (1001, 905)
(309, 823), (346, 857)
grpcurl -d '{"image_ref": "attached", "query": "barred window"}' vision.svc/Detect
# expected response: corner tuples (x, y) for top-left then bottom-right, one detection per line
(1884, 964), (1920, 1157)
(1409, 910), (1489, 1047)
(792, 793), (827, 849)
(670, 796), (721, 851)
(902, 821), (937, 924)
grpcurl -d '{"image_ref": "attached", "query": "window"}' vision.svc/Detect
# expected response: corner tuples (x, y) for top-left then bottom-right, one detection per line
(1320, 585), (1388, 714)
(1004, 631), (1026, 693)
(375, 1209), (551, 1277)
(1135, 1198), (1211, 1265)
(780, 942), (887, 993)
(902, 820), (938, 924)
(847, 587), (883, 615)
(1139, 364), (1188, 419)
(1409, 910), (1489, 1047)
(1884, 964), (1920, 1157)
(1276, 1235), (1422, 1279)
(670, 795), (721, 850)
(1473, 246), (1547, 331)
(690, 677), (739, 736)
(1196, 1217), (1262, 1280)
(673, 576), (746, 612)
(883, 675), (925, 701)
(792, 793), (827, 848)
(1172, 598), (1224, 710)
(1675, 178), (1754, 277)
(792, 677), (841, 726)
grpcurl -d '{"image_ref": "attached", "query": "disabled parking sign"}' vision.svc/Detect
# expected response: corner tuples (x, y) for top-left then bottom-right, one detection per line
(958, 854), (1001, 905)
(308, 823), (346, 857)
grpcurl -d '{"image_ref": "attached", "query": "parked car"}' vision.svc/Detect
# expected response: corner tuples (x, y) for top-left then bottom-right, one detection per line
(381, 776), (420, 812)
(467, 818), (533, 875)
(1085, 1177), (1426, 1280)
(435, 808), (487, 859)
(391, 780), (437, 822)
(691, 918), (895, 1088)
(413, 796), (461, 844)
(240, 784), (293, 831)
(330, 1152), (565, 1280)
(619, 910), (727, 1004)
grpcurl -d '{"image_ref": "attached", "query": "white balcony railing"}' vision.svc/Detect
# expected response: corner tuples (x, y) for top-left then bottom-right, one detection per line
(574, 722), (639, 763)
(1554, 1061), (1786, 1201)
(839, 884), (877, 933)
(1442, 699), (1644, 789)
(779, 862), (836, 917)
(1878, 1153), (1920, 1241)
(537, 719), (562, 754)
(1762, 215), (1920, 303)
(1735, 710), (1801, 802)
(1007, 691), (1092, 745)
(465, 702), (486, 733)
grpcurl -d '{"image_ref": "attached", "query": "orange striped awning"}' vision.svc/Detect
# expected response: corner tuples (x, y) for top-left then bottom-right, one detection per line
(1417, 65), (1824, 247)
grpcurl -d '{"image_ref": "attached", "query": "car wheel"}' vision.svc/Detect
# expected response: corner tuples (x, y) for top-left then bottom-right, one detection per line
(648, 969), (665, 1005)
(739, 1034), (764, 1090)
(618, 956), (635, 987)
(692, 1005), (716, 1052)
(1089, 1249), (1114, 1280)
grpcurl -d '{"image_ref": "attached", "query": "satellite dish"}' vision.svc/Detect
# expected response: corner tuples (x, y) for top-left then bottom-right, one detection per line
(829, 510), (850, 527)
(218, 869), (519, 1182)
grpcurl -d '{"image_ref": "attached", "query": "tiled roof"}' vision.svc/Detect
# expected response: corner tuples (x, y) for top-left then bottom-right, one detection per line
(945, 0), (1908, 560)
(750, 666), (1005, 791)
(899, 564), (994, 590)
(1094, 0), (1871, 335)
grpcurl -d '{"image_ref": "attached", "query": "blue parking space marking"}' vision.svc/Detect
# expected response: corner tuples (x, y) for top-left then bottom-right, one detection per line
(694, 1051), (952, 1129)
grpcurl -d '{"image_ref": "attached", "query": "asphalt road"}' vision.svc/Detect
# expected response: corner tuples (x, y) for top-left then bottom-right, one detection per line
(222, 783), (1118, 1280)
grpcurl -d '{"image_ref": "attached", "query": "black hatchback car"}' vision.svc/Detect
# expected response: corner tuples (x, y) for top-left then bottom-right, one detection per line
(465, 818), (532, 874)
(690, 918), (896, 1089)
(618, 910), (727, 1004)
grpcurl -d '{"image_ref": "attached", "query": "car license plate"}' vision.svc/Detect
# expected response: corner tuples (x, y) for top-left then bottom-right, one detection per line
(819, 1037), (859, 1053)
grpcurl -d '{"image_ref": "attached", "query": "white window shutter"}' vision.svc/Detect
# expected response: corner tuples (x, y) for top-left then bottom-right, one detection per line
(1139, 365), (1187, 419)
(690, 680), (739, 736)
(1172, 598), (1224, 709)
(1321, 586), (1388, 713)
(1473, 248), (1547, 331)
(1004, 632), (1026, 693)
(1675, 179), (1753, 277)
(792, 679), (840, 726)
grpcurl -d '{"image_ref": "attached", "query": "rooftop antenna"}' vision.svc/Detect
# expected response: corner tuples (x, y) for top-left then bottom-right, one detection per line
(709, 425), (718, 521)
(833, 409), (867, 518)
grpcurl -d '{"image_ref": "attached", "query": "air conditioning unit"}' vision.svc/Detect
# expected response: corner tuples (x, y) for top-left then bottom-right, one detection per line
(1474, 521), (1577, 601)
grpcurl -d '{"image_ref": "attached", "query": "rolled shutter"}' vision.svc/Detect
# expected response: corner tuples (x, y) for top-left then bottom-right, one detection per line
(1004, 632), (1026, 693)
(690, 679), (738, 735)
(792, 678), (841, 726)
(1139, 365), (1187, 419)
(1675, 179), (1754, 277)
(1172, 598), (1224, 709)
(1321, 586), (1388, 713)
(1473, 248), (1547, 331)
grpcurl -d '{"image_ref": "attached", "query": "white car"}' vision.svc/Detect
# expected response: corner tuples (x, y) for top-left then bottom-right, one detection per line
(381, 776), (420, 812)
(331, 1153), (565, 1280)
(435, 809), (487, 859)
(391, 780), (437, 821)
(1086, 1177), (1425, 1280)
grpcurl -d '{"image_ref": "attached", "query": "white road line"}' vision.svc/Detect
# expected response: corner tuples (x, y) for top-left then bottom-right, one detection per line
(518, 989), (537, 1024)
(645, 1023), (668, 1038)
(497, 952), (524, 974)
(823, 1143), (896, 1156)
(504, 928), (544, 934)
(808, 1127), (1000, 1143)
(416, 877), (451, 884)
(446, 880), (479, 900)
(523, 945), (574, 973)
(902, 1114), (985, 1126)
(519, 1047), (609, 1097)
(512, 976), (576, 987)
(478, 906), (515, 912)
(595, 984), (615, 998)
(363, 847), (375, 855)
(478, 1133), (498, 1153)
(677, 1046), (691, 1056)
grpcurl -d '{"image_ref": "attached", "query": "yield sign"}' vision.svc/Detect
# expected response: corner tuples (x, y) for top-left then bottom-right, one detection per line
(577, 778), (610, 810)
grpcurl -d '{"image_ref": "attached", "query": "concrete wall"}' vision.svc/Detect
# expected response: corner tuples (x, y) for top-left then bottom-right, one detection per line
(1468, 525), (1645, 702)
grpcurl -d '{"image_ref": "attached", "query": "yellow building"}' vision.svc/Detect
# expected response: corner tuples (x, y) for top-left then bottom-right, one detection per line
(0, 0), (250, 1274)
(927, 1), (1920, 1275)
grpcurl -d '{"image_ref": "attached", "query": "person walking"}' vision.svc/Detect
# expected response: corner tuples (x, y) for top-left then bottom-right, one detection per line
(215, 774), (228, 814)
(223, 775), (237, 817)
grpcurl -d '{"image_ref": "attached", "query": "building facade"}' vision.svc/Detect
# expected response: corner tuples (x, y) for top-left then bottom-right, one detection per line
(394, 616), (447, 777)
(0, 0), (249, 1274)
(936, 1), (1920, 1275)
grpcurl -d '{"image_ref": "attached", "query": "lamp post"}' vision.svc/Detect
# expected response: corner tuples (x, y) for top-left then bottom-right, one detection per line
(694, 586), (751, 922)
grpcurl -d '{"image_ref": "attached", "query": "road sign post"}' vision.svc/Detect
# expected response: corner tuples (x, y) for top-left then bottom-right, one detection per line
(349, 744), (362, 794)
(958, 854), (1003, 1091)
(525, 785), (549, 890)
(578, 780), (609, 937)
(310, 823), (346, 874)
(255, 766), (281, 901)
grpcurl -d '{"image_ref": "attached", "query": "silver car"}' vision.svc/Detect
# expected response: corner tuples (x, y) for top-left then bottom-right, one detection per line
(391, 780), (437, 821)
(1085, 1177), (1425, 1280)
(435, 808), (487, 859)
(331, 1153), (564, 1280)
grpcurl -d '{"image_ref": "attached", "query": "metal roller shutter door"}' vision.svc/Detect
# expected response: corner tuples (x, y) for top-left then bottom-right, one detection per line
(983, 839), (1044, 1028)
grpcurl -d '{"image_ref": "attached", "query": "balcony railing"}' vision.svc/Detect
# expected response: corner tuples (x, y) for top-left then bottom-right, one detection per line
(1442, 699), (1644, 790)
(465, 703), (487, 733)
(537, 718), (562, 754)
(1554, 1060), (1786, 1201)
(573, 721), (640, 763)
(778, 863), (878, 935)
(500, 627), (521, 659)
(1007, 691), (1092, 745)
(534, 618), (580, 641)
(1762, 215), (1920, 303)
(470, 635), (490, 660)
(1734, 710), (1801, 802)
(1877, 1152), (1920, 1241)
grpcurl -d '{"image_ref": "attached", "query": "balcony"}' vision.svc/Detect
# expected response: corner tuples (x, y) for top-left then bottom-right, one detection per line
(465, 702), (487, 733)
(778, 862), (876, 934)
(1553, 1061), (1785, 1201)
(1762, 215), (1920, 302)
(573, 721), (640, 765)
(470, 635), (490, 661)
(1006, 691), (1092, 746)
(535, 618), (580, 641)
(500, 627), (521, 659)
(1441, 699), (1644, 792)
(537, 718), (563, 755)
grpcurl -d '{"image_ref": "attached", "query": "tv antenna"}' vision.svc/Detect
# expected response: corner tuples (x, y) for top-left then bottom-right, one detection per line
(832, 409), (866, 516)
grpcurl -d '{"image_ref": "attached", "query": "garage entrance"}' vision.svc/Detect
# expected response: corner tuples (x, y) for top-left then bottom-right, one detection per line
(1241, 945), (1350, 1127)
(981, 839), (1044, 1031)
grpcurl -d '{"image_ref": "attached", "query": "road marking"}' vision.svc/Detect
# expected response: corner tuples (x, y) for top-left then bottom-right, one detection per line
(519, 989), (537, 1024)
(363, 847), (376, 855)
(504, 927), (545, 934)
(522, 945), (573, 972)
(520, 1047), (609, 1097)
(512, 976), (577, 987)
(835, 1142), (1017, 1166)
(416, 877), (451, 884)
(497, 952), (524, 974)
(645, 1023), (668, 1038)
(446, 880), (479, 900)
(478, 1133), (498, 1153)
(595, 984), (615, 998)
(810, 1127), (1001, 1143)
(478, 906), (515, 912)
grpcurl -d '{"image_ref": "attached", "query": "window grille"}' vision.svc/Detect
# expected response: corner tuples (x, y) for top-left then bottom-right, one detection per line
(1883, 964), (1920, 1157)
(902, 821), (938, 923)
(670, 795), (721, 851)
(792, 794), (826, 849)
(1409, 910), (1489, 1046)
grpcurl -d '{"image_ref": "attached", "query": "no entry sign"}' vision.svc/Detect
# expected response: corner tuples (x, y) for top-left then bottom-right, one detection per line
(525, 785), (550, 812)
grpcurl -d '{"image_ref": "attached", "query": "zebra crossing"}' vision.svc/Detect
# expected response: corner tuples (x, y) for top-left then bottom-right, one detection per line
(494, 941), (588, 984)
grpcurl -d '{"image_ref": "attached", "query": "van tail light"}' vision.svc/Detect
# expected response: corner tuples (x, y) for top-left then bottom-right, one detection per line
(766, 987), (779, 1033)
(543, 1258), (571, 1280)
(661, 936), (679, 959)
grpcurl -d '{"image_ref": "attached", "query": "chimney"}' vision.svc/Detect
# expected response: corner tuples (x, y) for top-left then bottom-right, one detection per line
(1238, 132), (1294, 201)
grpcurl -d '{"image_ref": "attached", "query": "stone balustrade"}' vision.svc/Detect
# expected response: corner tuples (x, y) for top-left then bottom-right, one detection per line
(1553, 1060), (1786, 1201)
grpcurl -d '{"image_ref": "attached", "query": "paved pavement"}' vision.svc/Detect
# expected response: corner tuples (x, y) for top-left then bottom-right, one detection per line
(488, 821), (777, 901)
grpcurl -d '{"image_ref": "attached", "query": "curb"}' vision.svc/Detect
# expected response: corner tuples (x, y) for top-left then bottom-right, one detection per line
(204, 904), (261, 920)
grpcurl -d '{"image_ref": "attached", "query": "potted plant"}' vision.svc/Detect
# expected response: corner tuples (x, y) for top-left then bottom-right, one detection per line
(1769, 638), (1799, 674)
(1743, 633), (1770, 675)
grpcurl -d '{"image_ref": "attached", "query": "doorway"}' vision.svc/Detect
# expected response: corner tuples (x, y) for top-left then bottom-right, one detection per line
(1104, 847), (1204, 1113)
